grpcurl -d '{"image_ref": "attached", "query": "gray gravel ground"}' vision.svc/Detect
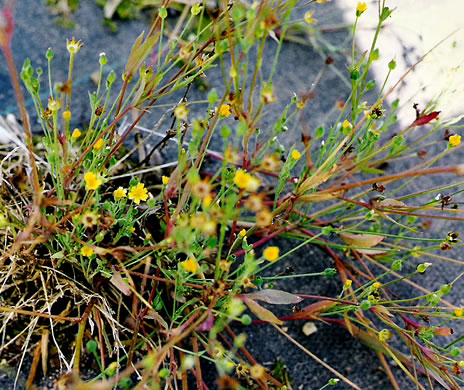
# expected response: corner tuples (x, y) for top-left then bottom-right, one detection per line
(1, 1), (463, 389)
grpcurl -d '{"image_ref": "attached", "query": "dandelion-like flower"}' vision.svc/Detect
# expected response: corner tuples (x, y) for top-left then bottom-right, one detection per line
(304, 10), (316, 24)
(72, 128), (82, 139)
(263, 246), (279, 262)
(84, 172), (102, 191)
(454, 308), (463, 317)
(356, 2), (367, 16)
(449, 134), (461, 147)
(113, 187), (127, 200)
(233, 169), (251, 189)
(219, 104), (232, 117)
(181, 257), (199, 273)
(93, 138), (104, 150)
(62, 110), (71, 120)
(81, 246), (94, 257)
(128, 183), (148, 204)
(291, 150), (302, 160)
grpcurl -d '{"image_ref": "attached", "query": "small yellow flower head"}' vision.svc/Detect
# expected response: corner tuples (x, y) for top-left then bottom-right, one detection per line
(378, 329), (392, 343)
(162, 175), (170, 185)
(234, 169), (251, 189)
(297, 100), (306, 110)
(356, 2), (367, 16)
(250, 364), (265, 380)
(459, 360), (464, 368)
(81, 246), (94, 257)
(291, 150), (302, 160)
(262, 87), (276, 104)
(191, 178), (212, 199)
(181, 257), (199, 273)
(48, 97), (61, 112)
(84, 172), (102, 191)
(113, 186), (127, 200)
(62, 110), (71, 120)
(236, 364), (249, 377)
(373, 282), (382, 289)
(342, 119), (352, 133)
(219, 260), (231, 272)
(203, 195), (213, 207)
(93, 138), (104, 150)
(263, 246), (280, 262)
(219, 104), (232, 117)
(344, 279), (353, 289)
(82, 210), (98, 228)
(304, 10), (317, 24)
(66, 37), (83, 54)
(128, 183), (149, 204)
(449, 134), (461, 147)
(454, 308), (463, 317)
(174, 103), (189, 120)
(256, 208), (273, 227)
(71, 128), (82, 139)
(239, 229), (247, 237)
(131, 227), (136, 233)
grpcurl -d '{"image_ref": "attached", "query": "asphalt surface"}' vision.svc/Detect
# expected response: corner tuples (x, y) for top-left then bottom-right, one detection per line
(1, 1), (463, 389)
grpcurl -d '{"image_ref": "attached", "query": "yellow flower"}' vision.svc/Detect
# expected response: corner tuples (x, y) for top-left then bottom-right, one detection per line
(256, 208), (273, 227)
(82, 210), (98, 228)
(66, 37), (83, 54)
(239, 229), (247, 237)
(344, 279), (352, 289)
(93, 138), (104, 150)
(449, 134), (461, 147)
(250, 364), (265, 380)
(373, 282), (382, 289)
(203, 195), (213, 207)
(81, 246), (94, 257)
(459, 361), (464, 368)
(356, 2), (367, 16)
(219, 260), (231, 272)
(304, 10), (317, 24)
(84, 172), (102, 191)
(62, 110), (71, 120)
(291, 150), (302, 160)
(174, 104), (189, 120)
(219, 104), (231, 117)
(378, 329), (392, 343)
(342, 119), (352, 133)
(162, 175), (170, 185)
(234, 169), (251, 189)
(455, 308), (463, 317)
(262, 87), (276, 104)
(72, 128), (82, 139)
(263, 246), (279, 262)
(113, 186), (127, 200)
(181, 257), (199, 273)
(48, 97), (61, 112)
(128, 183), (149, 204)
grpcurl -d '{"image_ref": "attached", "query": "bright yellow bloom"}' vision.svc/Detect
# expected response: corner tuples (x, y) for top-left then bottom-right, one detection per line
(203, 195), (213, 207)
(449, 134), (461, 147)
(62, 110), (71, 120)
(93, 138), (104, 150)
(113, 186), (127, 200)
(304, 10), (316, 24)
(342, 119), (352, 132)
(459, 361), (464, 368)
(219, 104), (231, 117)
(263, 246), (279, 262)
(455, 308), (463, 317)
(356, 2), (367, 16)
(181, 257), (199, 273)
(174, 104), (189, 120)
(71, 128), (82, 139)
(291, 150), (302, 160)
(234, 170), (251, 189)
(373, 282), (382, 289)
(239, 229), (247, 237)
(344, 279), (352, 289)
(84, 172), (102, 191)
(162, 175), (170, 185)
(81, 246), (94, 257)
(128, 183), (149, 204)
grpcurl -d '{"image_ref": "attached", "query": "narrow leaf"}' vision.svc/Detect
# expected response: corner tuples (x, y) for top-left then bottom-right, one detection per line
(244, 298), (283, 325)
(243, 289), (303, 305)
(339, 232), (385, 248)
